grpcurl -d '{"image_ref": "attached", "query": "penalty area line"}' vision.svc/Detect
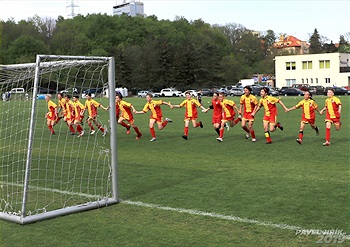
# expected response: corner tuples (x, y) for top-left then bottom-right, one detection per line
(121, 199), (350, 239)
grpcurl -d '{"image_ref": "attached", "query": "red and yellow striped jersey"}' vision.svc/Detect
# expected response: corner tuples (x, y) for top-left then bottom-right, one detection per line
(142, 100), (163, 119)
(47, 100), (57, 118)
(179, 98), (201, 118)
(221, 99), (236, 118)
(295, 99), (318, 119)
(212, 98), (222, 119)
(325, 96), (341, 119)
(259, 96), (279, 117)
(117, 100), (133, 120)
(73, 100), (85, 117)
(85, 99), (101, 117)
(65, 100), (75, 119)
(240, 94), (258, 113)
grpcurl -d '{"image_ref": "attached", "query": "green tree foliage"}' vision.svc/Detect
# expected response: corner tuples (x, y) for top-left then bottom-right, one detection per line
(1, 15), (344, 89)
(309, 28), (323, 54)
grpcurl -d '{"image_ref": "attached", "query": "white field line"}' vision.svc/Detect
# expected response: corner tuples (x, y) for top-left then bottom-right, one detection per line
(1, 181), (349, 238)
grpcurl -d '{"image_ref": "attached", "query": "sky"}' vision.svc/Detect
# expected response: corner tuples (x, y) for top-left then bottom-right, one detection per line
(0, 0), (349, 42)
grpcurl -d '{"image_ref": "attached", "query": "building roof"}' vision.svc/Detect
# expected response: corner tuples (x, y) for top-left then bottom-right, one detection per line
(273, 35), (309, 49)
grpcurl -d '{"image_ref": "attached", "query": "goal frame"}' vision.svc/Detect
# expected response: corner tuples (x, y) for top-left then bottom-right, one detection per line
(0, 55), (119, 224)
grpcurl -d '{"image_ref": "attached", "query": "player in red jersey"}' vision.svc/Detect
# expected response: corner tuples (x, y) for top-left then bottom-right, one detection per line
(251, 87), (287, 144)
(72, 95), (85, 137)
(319, 88), (342, 146)
(239, 86), (259, 142)
(45, 94), (57, 135)
(83, 93), (109, 136)
(172, 91), (207, 140)
(134, 93), (173, 141)
(116, 93), (142, 140)
(216, 92), (240, 142)
(286, 91), (321, 145)
(64, 95), (76, 135)
(203, 92), (222, 136)
(55, 93), (66, 125)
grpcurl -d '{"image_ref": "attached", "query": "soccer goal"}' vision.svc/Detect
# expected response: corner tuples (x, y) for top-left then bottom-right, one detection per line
(0, 55), (118, 224)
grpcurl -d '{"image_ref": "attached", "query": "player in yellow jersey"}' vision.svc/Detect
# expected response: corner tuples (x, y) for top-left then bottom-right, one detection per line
(72, 95), (85, 137)
(134, 93), (173, 141)
(83, 93), (109, 136)
(239, 86), (259, 142)
(54, 93), (66, 125)
(319, 88), (342, 146)
(64, 95), (76, 135)
(45, 94), (57, 135)
(286, 91), (321, 145)
(172, 91), (207, 140)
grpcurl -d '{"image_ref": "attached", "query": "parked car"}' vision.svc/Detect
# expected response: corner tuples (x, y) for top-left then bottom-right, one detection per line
(181, 90), (198, 97)
(217, 87), (229, 95)
(160, 88), (182, 97)
(323, 87), (348, 95)
(200, 88), (210, 96)
(10, 88), (25, 94)
(137, 91), (149, 97)
(281, 88), (304, 96)
(229, 87), (244, 96)
(292, 84), (309, 91)
(251, 85), (263, 96)
(60, 88), (78, 94)
(279, 87), (291, 95)
(309, 86), (325, 95)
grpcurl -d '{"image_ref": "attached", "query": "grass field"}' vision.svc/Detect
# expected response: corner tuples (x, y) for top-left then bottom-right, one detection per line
(0, 95), (349, 246)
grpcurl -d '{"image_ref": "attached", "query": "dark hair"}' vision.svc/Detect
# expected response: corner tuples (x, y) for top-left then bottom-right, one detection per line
(261, 87), (269, 94)
(57, 93), (64, 97)
(87, 92), (92, 97)
(244, 86), (252, 92)
(146, 93), (153, 98)
(65, 95), (71, 99)
(116, 92), (123, 99)
(73, 95), (79, 99)
(327, 88), (334, 93)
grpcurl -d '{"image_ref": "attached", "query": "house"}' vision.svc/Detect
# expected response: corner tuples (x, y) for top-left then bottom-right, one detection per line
(273, 35), (310, 55)
(275, 52), (350, 88)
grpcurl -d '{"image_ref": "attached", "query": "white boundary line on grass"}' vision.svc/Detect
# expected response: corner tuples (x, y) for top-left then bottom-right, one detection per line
(1, 181), (349, 238)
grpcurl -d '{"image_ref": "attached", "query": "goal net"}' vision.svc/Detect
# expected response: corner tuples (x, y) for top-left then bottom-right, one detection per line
(0, 55), (118, 224)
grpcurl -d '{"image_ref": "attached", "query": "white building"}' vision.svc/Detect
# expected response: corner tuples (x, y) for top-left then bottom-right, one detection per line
(113, 0), (144, 17)
(275, 53), (350, 88)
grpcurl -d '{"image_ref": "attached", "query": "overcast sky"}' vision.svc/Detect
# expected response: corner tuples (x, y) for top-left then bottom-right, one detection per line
(0, 0), (349, 42)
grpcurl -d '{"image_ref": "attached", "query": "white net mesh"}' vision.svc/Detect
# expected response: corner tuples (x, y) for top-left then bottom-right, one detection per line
(0, 55), (117, 223)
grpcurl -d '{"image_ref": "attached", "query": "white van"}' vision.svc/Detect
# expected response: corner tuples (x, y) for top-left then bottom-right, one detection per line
(10, 88), (25, 94)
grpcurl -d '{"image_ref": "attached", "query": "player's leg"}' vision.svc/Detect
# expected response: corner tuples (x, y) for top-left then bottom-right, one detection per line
(264, 120), (272, 144)
(193, 118), (203, 128)
(310, 119), (320, 136)
(323, 121), (332, 146)
(161, 116), (172, 129)
(182, 119), (190, 140)
(248, 120), (256, 141)
(296, 122), (306, 145)
(47, 119), (55, 134)
(149, 119), (157, 141)
(216, 120), (226, 142)
(87, 117), (96, 134)
(67, 119), (76, 134)
(130, 119), (142, 139)
(118, 117), (131, 134)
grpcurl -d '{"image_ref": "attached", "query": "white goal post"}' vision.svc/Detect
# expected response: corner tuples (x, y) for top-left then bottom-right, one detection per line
(0, 55), (118, 224)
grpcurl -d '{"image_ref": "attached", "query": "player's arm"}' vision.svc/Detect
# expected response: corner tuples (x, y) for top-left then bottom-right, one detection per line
(286, 106), (296, 112)
(100, 104), (109, 111)
(134, 109), (145, 114)
(239, 104), (243, 115)
(172, 104), (181, 108)
(319, 105), (327, 115)
(162, 101), (173, 108)
(251, 105), (261, 116)
(338, 104), (342, 114)
(278, 100), (288, 112)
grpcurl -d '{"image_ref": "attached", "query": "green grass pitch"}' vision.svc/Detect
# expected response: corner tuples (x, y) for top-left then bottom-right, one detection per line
(1, 95), (349, 246)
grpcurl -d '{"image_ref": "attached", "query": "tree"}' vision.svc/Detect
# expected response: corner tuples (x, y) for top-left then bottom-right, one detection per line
(309, 28), (323, 54)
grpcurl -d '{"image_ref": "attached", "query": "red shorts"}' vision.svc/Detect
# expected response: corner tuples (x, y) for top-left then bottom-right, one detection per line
(151, 116), (163, 123)
(47, 113), (57, 121)
(74, 115), (84, 123)
(325, 117), (341, 124)
(223, 116), (234, 122)
(301, 117), (315, 125)
(243, 112), (255, 121)
(185, 117), (197, 121)
(212, 117), (222, 124)
(263, 114), (277, 123)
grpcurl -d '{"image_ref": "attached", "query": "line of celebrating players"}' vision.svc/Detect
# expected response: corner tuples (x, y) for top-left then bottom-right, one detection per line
(45, 87), (342, 146)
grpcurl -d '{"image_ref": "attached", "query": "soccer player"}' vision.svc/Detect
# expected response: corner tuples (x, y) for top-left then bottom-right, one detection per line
(216, 92), (241, 142)
(134, 93), (173, 141)
(64, 95), (76, 135)
(239, 86), (259, 142)
(84, 93), (108, 136)
(319, 88), (342, 146)
(286, 91), (321, 145)
(251, 87), (287, 144)
(197, 89), (202, 105)
(116, 93), (142, 140)
(55, 93), (66, 125)
(45, 94), (57, 135)
(72, 95), (85, 137)
(172, 91), (207, 140)
(203, 92), (222, 136)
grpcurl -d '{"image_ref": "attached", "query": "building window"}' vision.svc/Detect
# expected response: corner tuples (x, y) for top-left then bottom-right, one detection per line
(319, 60), (330, 69)
(286, 79), (296, 86)
(311, 78), (313, 84)
(286, 62), (296, 70)
(325, 78), (331, 84)
(306, 78), (309, 84)
(302, 79), (304, 83)
(316, 78), (318, 84)
(302, 61), (312, 69)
